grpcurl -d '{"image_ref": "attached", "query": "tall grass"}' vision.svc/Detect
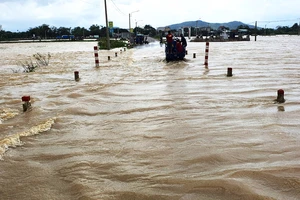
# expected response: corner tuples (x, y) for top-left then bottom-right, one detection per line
(18, 53), (51, 73)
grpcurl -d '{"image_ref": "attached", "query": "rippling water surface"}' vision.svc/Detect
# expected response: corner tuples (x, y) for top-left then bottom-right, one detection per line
(0, 36), (300, 200)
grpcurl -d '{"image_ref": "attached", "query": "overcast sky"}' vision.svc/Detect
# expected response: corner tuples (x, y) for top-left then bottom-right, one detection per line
(0, 0), (299, 32)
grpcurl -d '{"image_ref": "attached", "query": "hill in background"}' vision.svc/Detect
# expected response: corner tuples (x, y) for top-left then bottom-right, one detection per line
(167, 20), (255, 30)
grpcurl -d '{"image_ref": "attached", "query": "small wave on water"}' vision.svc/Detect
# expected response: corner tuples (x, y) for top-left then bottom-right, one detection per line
(0, 108), (19, 123)
(0, 117), (56, 160)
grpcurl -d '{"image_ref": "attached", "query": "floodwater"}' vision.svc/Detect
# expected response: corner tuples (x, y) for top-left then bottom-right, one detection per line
(0, 36), (300, 200)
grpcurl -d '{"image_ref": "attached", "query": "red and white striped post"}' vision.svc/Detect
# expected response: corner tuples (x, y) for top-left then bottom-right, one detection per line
(94, 46), (99, 67)
(204, 41), (209, 68)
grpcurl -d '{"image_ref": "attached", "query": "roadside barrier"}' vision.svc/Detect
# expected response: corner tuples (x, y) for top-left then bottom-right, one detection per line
(204, 42), (209, 67)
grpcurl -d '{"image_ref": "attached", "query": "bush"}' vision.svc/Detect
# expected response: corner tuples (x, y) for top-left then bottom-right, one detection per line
(20, 60), (38, 73)
(18, 53), (51, 73)
(98, 38), (127, 50)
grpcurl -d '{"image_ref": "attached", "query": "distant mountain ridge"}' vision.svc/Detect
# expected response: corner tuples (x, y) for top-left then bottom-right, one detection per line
(167, 20), (255, 30)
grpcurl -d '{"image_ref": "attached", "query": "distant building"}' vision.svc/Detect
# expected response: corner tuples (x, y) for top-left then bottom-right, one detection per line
(157, 26), (171, 32)
(121, 32), (131, 39)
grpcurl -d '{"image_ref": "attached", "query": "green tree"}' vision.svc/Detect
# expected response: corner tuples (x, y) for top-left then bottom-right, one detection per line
(290, 23), (299, 34)
(89, 24), (102, 36)
(28, 27), (40, 38)
(0, 30), (10, 40)
(27, 24), (51, 38)
(237, 25), (250, 29)
(72, 26), (89, 37)
(41, 24), (50, 38)
(49, 26), (58, 38)
(57, 27), (71, 35)
(275, 26), (289, 34)
(133, 26), (143, 35)
(143, 24), (157, 36)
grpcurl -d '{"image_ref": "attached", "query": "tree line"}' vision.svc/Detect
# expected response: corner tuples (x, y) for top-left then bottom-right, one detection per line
(0, 23), (299, 41)
(0, 24), (157, 41)
(251, 23), (300, 35)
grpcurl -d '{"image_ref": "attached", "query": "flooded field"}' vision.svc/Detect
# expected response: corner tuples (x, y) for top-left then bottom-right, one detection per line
(0, 36), (300, 200)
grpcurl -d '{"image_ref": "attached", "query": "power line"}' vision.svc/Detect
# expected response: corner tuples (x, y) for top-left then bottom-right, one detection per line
(245, 18), (299, 27)
(109, 0), (126, 16)
(257, 18), (299, 23)
(77, 0), (126, 16)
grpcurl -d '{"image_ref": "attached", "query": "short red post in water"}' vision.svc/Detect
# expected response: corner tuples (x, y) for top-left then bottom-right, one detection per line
(94, 46), (99, 67)
(227, 68), (233, 77)
(74, 71), (79, 81)
(22, 96), (31, 112)
(22, 96), (30, 102)
(276, 89), (285, 103)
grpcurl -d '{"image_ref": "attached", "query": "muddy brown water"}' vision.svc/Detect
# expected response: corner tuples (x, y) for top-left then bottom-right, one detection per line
(0, 36), (300, 200)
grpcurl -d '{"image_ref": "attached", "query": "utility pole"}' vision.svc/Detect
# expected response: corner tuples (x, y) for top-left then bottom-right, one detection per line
(135, 20), (143, 36)
(129, 10), (139, 33)
(196, 20), (198, 36)
(195, 18), (201, 36)
(104, 0), (110, 50)
(129, 13), (131, 32)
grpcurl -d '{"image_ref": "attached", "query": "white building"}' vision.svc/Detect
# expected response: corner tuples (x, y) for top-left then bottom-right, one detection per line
(157, 26), (171, 32)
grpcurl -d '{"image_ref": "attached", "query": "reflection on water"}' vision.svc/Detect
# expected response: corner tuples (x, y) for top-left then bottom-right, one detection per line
(277, 106), (285, 112)
(0, 36), (300, 200)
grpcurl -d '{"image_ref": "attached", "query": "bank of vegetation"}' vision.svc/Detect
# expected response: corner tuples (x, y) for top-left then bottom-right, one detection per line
(98, 38), (128, 49)
(0, 24), (157, 41)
